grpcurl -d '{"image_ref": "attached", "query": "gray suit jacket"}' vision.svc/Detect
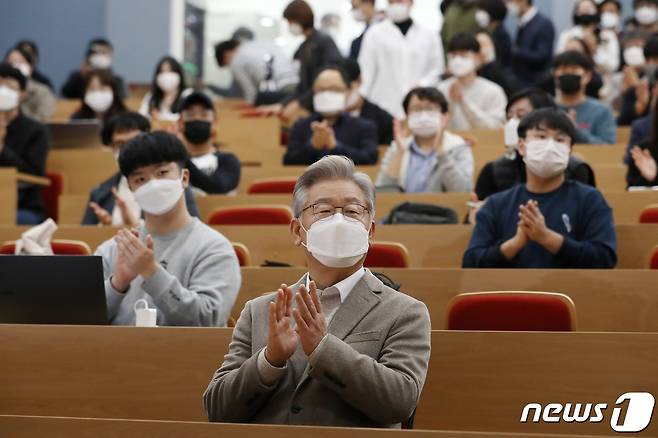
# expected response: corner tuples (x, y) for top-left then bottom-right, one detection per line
(203, 269), (431, 428)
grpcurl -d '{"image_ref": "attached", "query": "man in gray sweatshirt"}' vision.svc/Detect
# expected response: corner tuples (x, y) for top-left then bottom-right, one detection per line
(94, 131), (241, 326)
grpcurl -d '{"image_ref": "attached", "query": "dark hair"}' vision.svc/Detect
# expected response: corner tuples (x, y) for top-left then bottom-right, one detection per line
(553, 50), (594, 72)
(149, 56), (186, 114)
(517, 108), (577, 145)
(74, 69), (127, 121)
(283, 0), (315, 30)
(644, 34), (658, 59)
(598, 0), (621, 13)
(85, 38), (113, 58)
(506, 88), (556, 114)
(477, 0), (507, 21)
(402, 87), (449, 114)
(341, 58), (361, 83)
(0, 62), (27, 90)
(16, 40), (38, 62)
(180, 91), (215, 113)
(214, 40), (240, 67)
(118, 131), (190, 177)
(634, 0), (658, 8)
(313, 65), (350, 87)
(5, 46), (35, 67)
(101, 111), (151, 146)
(232, 26), (255, 42)
(447, 32), (481, 53)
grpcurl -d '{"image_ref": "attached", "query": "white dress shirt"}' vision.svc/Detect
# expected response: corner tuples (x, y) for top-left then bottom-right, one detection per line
(257, 268), (366, 385)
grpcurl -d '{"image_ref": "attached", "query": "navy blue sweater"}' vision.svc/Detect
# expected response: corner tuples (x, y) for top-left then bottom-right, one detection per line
(463, 181), (617, 268)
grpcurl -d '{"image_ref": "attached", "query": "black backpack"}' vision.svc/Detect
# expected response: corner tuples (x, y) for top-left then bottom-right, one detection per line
(381, 202), (459, 225)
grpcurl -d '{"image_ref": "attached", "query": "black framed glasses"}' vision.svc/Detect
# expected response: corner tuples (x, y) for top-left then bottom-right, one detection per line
(301, 202), (370, 221)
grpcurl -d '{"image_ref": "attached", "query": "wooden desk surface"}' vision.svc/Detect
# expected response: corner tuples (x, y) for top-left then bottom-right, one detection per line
(1, 325), (655, 435)
(0, 168), (17, 225)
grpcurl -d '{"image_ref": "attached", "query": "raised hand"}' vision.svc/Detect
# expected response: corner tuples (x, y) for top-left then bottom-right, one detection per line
(292, 281), (327, 357)
(89, 202), (112, 226)
(265, 284), (299, 367)
(631, 146), (658, 182)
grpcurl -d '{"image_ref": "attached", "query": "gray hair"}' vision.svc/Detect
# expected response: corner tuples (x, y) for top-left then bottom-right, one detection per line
(292, 155), (375, 219)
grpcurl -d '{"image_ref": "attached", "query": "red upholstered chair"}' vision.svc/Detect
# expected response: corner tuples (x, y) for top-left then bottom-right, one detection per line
(232, 242), (251, 267)
(207, 205), (293, 225)
(446, 291), (577, 331)
(247, 178), (297, 194)
(0, 239), (92, 255)
(41, 171), (63, 221)
(364, 241), (410, 268)
(649, 246), (658, 269)
(639, 204), (658, 223)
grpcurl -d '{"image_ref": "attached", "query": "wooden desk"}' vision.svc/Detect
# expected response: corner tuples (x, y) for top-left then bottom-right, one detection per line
(0, 415), (624, 438)
(237, 267), (658, 332)
(0, 224), (656, 268)
(0, 168), (17, 225)
(1, 325), (655, 435)
(217, 118), (281, 165)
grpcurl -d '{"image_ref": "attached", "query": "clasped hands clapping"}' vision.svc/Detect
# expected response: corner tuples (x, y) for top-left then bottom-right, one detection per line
(265, 281), (327, 367)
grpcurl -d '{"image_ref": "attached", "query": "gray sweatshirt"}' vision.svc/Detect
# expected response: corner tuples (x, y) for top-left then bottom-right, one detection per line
(95, 218), (241, 327)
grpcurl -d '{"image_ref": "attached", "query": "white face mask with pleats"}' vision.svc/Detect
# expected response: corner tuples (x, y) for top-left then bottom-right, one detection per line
(156, 72), (181, 92)
(84, 90), (114, 113)
(133, 175), (184, 215)
(300, 213), (370, 268)
(523, 138), (571, 178)
(0, 86), (20, 111)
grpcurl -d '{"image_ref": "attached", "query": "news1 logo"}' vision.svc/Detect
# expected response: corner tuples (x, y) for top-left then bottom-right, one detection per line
(520, 392), (655, 433)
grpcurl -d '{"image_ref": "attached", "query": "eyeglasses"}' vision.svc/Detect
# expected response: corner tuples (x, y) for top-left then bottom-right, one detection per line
(302, 202), (370, 220)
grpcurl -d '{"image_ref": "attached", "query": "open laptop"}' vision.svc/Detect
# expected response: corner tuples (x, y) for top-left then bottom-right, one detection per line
(48, 121), (103, 149)
(0, 256), (108, 324)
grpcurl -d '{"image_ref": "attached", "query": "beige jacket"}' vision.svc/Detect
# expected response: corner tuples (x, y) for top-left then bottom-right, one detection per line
(203, 269), (431, 428)
(22, 79), (55, 122)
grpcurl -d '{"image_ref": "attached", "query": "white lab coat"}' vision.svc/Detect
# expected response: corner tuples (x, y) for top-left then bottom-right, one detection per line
(358, 19), (444, 118)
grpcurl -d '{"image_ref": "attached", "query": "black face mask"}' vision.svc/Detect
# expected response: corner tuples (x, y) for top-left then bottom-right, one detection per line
(573, 13), (599, 26)
(557, 74), (582, 94)
(184, 120), (211, 144)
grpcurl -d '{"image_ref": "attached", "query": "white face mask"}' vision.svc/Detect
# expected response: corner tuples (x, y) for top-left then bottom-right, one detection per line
(301, 213), (370, 268)
(289, 22), (304, 36)
(84, 90), (114, 113)
(635, 6), (658, 25)
(133, 175), (184, 216)
(156, 71), (181, 92)
(448, 55), (476, 77)
(475, 9), (491, 28)
(352, 8), (367, 22)
(600, 12), (620, 29)
(408, 110), (443, 138)
(12, 62), (31, 78)
(89, 53), (112, 69)
(523, 138), (571, 178)
(314, 91), (346, 115)
(0, 86), (20, 111)
(504, 117), (520, 148)
(388, 2), (411, 23)
(624, 46), (646, 67)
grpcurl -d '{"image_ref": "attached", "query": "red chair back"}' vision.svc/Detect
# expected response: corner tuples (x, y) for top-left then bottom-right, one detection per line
(207, 205), (293, 225)
(639, 204), (658, 223)
(364, 241), (410, 268)
(0, 239), (91, 255)
(649, 246), (658, 269)
(41, 171), (63, 221)
(446, 291), (577, 331)
(247, 178), (297, 194)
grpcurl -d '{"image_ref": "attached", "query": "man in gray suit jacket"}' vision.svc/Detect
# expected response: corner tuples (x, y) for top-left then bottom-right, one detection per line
(203, 155), (431, 428)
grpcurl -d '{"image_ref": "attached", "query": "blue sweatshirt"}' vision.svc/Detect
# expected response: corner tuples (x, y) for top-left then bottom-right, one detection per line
(463, 181), (617, 268)
(558, 98), (617, 145)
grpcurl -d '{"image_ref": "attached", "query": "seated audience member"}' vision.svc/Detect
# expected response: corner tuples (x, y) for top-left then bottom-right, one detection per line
(341, 58), (393, 145)
(177, 92), (241, 194)
(463, 108), (617, 269)
(61, 38), (127, 99)
(474, 89), (595, 202)
(376, 87), (473, 192)
(624, 81), (658, 163)
(553, 50), (617, 144)
(5, 47), (55, 122)
(95, 131), (241, 326)
(139, 56), (189, 121)
(624, 0), (658, 34)
(284, 67), (378, 165)
(15, 40), (54, 91)
(618, 33), (658, 126)
(0, 63), (50, 224)
(474, 0), (512, 69)
(475, 31), (514, 97)
(599, 0), (622, 33)
(627, 99), (658, 187)
(203, 155), (431, 427)
(214, 38), (298, 105)
(70, 69), (127, 122)
(83, 112), (200, 225)
(438, 32), (507, 130)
